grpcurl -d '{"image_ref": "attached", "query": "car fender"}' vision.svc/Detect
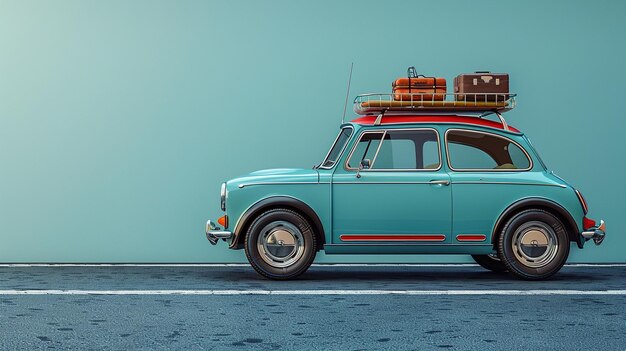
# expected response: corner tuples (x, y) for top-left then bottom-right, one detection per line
(492, 197), (583, 249)
(230, 195), (325, 250)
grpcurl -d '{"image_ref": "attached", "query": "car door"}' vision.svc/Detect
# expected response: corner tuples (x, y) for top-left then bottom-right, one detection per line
(331, 128), (452, 245)
(445, 128), (535, 244)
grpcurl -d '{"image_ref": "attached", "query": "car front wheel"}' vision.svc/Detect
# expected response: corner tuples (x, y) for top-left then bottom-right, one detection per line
(497, 209), (570, 280)
(244, 208), (317, 280)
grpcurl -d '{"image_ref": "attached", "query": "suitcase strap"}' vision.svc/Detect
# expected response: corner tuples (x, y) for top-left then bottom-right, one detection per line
(406, 67), (438, 93)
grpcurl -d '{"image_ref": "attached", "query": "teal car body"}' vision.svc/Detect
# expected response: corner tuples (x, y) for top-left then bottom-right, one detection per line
(205, 113), (605, 279)
(206, 112), (606, 280)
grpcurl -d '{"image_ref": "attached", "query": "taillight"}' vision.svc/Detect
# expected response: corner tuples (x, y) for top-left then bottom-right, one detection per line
(575, 190), (588, 215)
(583, 217), (596, 230)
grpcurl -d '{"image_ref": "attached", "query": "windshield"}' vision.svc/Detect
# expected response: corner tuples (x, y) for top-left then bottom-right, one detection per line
(319, 127), (353, 168)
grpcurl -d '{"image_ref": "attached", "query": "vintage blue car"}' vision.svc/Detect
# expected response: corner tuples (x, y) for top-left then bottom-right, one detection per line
(205, 95), (605, 280)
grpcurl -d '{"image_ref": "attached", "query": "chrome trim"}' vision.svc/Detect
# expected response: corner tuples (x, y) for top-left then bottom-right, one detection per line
(353, 92), (516, 115)
(257, 220), (305, 268)
(344, 127), (442, 172)
(318, 126), (354, 170)
(495, 111), (508, 131)
(429, 179), (450, 186)
(444, 128), (533, 172)
(452, 181), (567, 188)
(575, 189), (588, 214)
(374, 113), (384, 126)
(369, 130), (387, 169)
(511, 221), (559, 268)
(238, 182), (322, 189)
(205, 220), (233, 245)
(220, 182), (227, 211)
(581, 220), (605, 245)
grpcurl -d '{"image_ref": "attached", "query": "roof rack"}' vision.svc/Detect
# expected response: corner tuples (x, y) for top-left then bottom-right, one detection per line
(353, 93), (516, 115)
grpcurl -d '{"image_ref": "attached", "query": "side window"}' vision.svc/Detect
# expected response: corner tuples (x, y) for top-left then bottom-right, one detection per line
(347, 129), (440, 170)
(422, 140), (440, 169)
(346, 132), (383, 169)
(446, 130), (531, 170)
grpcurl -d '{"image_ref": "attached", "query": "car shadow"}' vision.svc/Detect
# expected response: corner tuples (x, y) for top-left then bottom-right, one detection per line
(209, 266), (610, 284)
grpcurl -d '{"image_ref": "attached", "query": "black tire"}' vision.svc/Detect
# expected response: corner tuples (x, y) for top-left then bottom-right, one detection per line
(471, 254), (507, 273)
(497, 209), (570, 280)
(244, 208), (317, 280)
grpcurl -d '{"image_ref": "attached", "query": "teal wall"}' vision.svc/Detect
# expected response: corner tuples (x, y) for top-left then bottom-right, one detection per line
(0, 0), (624, 263)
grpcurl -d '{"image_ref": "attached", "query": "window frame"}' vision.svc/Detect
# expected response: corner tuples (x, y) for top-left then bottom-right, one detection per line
(444, 128), (533, 172)
(318, 126), (354, 170)
(343, 127), (442, 172)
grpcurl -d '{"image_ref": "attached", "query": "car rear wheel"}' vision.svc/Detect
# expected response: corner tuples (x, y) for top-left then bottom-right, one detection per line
(497, 209), (569, 280)
(244, 208), (317, 280)
(471, 253), (507, 273)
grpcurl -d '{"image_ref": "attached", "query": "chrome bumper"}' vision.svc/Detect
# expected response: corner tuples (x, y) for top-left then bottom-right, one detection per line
(582, 220), (606, 246)
(205, 220), (232, 245)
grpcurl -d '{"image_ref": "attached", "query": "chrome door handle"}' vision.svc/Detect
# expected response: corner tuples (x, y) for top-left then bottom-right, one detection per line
(429, 180), (450, 186)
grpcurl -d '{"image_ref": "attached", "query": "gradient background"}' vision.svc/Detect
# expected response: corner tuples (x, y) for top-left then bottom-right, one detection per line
(0, 0), (623, 263)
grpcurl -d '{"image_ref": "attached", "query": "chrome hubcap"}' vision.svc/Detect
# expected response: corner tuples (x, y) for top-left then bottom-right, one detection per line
(512, 221), (558, 268)
(257, 221), (305, 268)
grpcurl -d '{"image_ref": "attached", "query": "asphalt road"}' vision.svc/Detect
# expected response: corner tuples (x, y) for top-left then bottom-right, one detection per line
(0, 264), (625, 350)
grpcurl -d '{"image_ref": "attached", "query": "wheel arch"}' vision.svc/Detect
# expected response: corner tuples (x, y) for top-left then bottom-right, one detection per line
(230, 196), (326, 251)
(492, 197), (583, 249)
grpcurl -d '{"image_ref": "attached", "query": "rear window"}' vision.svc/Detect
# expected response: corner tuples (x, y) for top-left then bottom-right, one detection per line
(446, 130), (531, 171)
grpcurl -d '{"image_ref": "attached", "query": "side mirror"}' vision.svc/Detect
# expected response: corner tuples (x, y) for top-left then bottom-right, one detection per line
(356, 159), (371, 178)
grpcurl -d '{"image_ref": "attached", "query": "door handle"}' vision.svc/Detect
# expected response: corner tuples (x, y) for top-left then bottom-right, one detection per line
(429, 180), (450, 186)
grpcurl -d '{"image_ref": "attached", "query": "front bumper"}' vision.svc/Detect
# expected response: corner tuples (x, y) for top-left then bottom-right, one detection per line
(581, 220), (606, 245)
(205, 220), (232, 245)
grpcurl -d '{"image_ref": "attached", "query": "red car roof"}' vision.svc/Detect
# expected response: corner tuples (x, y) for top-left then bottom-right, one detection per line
(351, 115), (520, 133)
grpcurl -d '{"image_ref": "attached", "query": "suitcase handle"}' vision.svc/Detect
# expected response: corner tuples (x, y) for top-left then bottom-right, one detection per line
(475, 71), (491, 74)
(406, 66), (438, 94)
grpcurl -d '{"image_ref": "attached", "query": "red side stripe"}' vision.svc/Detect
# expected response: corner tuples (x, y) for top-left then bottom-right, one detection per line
(340, 234), (446, 242)
(456, 234), (487, 242)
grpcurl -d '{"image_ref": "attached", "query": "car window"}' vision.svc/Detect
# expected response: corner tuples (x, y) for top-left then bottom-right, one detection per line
(320, 127), (352, 168)
(346, 132), (384, 169)
(422, 140), (440, 169)
(347, 129), (440, 170)
(446, 130), (531, 170)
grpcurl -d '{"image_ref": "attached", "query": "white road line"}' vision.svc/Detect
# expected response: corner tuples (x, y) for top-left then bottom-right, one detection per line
(0, 289), (626, 296)
(0, 263), (624, 267)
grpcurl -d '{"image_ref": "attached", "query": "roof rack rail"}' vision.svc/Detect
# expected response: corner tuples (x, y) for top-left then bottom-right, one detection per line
(353, 93), (516, 115)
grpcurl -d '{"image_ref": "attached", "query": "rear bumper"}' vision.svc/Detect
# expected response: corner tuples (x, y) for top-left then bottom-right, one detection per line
(581, 219), (606, 245)
(205, 220), (232, 245)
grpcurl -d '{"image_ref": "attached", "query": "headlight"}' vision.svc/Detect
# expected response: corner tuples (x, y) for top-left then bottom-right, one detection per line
(220, 182), (227, 211)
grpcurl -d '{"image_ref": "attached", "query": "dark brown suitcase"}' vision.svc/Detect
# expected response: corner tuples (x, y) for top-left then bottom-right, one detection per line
(392, 67), (447, 101)
(454, 72), (509, 102)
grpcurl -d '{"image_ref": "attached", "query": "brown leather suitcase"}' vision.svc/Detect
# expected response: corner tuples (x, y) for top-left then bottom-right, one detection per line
(392, 67), (447, 101)
(454, 72), (509, 102)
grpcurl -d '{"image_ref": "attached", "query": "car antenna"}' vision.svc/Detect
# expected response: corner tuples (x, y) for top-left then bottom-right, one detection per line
(341, 62), (354, 124)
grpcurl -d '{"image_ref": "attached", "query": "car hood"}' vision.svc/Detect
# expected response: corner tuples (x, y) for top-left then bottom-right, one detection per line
(227, 168), (319, 188)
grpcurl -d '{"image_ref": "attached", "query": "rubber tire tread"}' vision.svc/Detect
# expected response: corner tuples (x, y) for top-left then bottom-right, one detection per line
(244, 208), (317, 280)
(497, 208), (569, 280)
